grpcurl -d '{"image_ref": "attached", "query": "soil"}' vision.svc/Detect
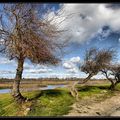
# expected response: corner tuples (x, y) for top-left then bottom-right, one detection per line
(64, 91), (120, 116)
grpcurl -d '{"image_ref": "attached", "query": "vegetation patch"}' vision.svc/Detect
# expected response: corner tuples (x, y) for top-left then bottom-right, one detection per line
(27, 89), (75, 116)
(77, 84), (113, 99)
(0, 88), (75, 116)
(0, 83), (120, 116)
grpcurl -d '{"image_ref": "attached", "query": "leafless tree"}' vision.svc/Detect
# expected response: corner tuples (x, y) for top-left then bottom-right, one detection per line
(101, 64), (120, 90)
(70, 48), (115, 100)
(0, 3), (68, 103)
(81, 48), (115, 82)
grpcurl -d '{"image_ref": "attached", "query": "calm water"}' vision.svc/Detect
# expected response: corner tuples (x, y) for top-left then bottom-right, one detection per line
(40, 84), (66, 90)
(0, 89), (11, 94)
(0, 84), (67, 94)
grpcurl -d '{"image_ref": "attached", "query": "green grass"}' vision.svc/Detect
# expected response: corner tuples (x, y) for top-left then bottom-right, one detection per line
(0, 88), (75, 116)
(0, 94), (19, 116)
(27, 89), (75, 116)
(0, 83), (120, 116)
(76, 84), (112, 98)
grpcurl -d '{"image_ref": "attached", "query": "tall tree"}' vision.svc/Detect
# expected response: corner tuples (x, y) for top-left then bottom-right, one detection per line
(0, 4), (67, 103)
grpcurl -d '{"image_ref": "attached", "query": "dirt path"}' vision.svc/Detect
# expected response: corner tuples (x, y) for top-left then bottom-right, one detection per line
(64, 91), (120, 116)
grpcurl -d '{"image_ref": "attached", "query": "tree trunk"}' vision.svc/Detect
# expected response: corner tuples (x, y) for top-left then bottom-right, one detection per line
(102, 70), (116, 91)
(109, 82), (115, 90)
(112, 80), (120, 90)
(70, 74), (93, 101)
(115, 81), (120, 86)
(70, 81), (79, 101)
(12, 58), (26, 103)
(78, 73), (93, 84)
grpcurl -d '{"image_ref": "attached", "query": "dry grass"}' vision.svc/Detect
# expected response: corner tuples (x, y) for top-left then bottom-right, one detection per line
(0, 78), (109, 90)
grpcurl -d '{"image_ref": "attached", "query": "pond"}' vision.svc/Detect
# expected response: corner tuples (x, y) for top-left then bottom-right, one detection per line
(0, 84), (67, 94)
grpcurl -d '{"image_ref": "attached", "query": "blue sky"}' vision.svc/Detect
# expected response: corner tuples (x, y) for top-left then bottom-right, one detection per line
(0, 4), (120, 79)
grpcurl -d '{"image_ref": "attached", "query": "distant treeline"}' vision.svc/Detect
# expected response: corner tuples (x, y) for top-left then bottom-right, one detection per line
(0, 78), (106, 82)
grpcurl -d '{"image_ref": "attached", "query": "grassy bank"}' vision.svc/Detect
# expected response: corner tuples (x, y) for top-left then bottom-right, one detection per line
(0, 83), (120, 116)
(0, 88), (75, 116)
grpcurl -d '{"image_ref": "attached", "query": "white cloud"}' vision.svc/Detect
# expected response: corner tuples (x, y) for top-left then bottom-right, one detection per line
(23, 62), (53, 74)
(67, 67), (78, 73)
(0, 70), (15, 74)
(47, 4), (120, 43)
(70, 56), (80, 63)
(25, 68), (52, 74)
(118, 38), (120, 43)
(63, 56), (81, 73)
(0, 57), (14, 64)
(63, 62), (74, 69)
(92, 73), (106, 79)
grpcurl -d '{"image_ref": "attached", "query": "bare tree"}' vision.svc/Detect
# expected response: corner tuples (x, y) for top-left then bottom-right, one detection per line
(81, 48), (115, 81)
(101, 64), (120, 90)
(0, 4), (68, 103)
(69, 48), (115, 100)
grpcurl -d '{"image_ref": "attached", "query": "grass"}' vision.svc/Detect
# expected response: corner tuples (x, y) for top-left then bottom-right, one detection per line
(0, 94), (19, 116)
(0, 83), (120, 116)
(0, 88), (75, 116)
(27, 89), (75, 116)
(76, 83), (115, 99)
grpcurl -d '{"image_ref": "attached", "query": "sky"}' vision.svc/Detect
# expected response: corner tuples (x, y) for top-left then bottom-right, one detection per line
(0, 3), (120, 79)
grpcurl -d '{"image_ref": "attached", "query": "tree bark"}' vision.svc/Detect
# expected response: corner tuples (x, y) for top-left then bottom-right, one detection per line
(70, 74), (93, 101)
(115, 81), (120, 86)
(109, 82), (115, 90)
(12, 58), (26, 103)
(101, 70), (116, 91)
(70, 81), (79, 101)
(78, 73), (94, 84)
(112, 80), (120, 90)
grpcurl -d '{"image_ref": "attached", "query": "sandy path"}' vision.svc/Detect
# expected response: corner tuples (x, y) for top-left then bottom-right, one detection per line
(64, 91), (120, 116)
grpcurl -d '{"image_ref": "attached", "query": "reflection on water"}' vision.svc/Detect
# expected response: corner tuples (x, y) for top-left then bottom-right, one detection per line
(0, 84), (67, 94)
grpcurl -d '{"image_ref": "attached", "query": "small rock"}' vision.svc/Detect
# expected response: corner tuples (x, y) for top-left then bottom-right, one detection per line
(26, 108), (31, 111)
(83, 110), (88, 113)
(101, 90), (107, 93)
(77, 110), (82, 113)
(25, 99), (28, 102)
(116, 107), (120, 110)
(87, 106), (91, 109)
(96, 112), (101, 115)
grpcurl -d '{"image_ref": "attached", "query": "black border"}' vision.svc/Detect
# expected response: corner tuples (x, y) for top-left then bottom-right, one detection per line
(0, 0), (120, 119)
(1, 116), (120, 119)
(0, 0), (120, 3)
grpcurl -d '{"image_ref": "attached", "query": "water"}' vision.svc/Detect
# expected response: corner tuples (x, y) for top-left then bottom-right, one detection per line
(0, 84), (67, 94)
(40, 84), (66, 90)
(0, 89), (11, 94)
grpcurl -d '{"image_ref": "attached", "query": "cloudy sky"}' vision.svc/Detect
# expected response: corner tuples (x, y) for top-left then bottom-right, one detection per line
(0, 3), (120, 79)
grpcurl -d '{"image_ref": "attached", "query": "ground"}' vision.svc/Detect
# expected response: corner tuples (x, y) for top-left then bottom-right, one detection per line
(1, 79), (120, 116)
(65, 90), (120, 116)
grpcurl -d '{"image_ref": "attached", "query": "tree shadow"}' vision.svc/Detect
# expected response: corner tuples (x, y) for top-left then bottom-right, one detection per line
(97, 85), (110, 90)
(40, 89), (63, 97)
(77, 85), (110, 92)
(77, 85), (94, 92)
(27, 89), (63, 101)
